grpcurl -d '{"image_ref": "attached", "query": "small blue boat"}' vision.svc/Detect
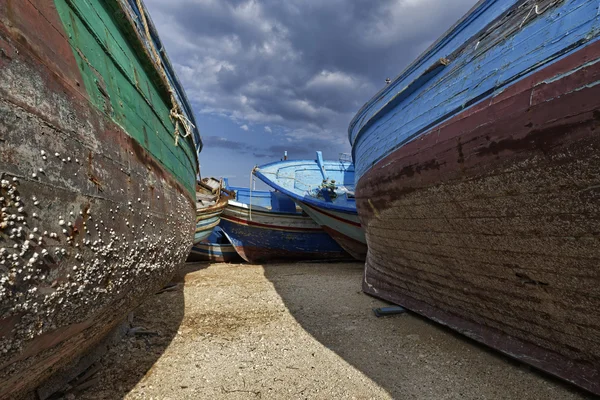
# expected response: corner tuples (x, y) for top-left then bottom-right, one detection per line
(254, 152), (367, 260)
(220, 187), (349, 263)
(188, 227), (241, 263)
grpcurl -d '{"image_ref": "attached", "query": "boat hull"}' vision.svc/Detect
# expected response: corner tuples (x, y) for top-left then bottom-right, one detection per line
(220, 203), (349, 264)
(187, 242), (240, 263)
(194, 198), (227, 244)
(297, 202), (367, 261)
(0, 1), (196, 397)
(253, 158), (367, 261)
(356, 40), (600, 395)
(0, 79), (195, 399)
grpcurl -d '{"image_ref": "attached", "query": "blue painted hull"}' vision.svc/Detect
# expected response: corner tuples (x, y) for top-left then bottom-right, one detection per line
(220, 218), (348, 264)
(194, 217), (219, 243)
(188, 243), (240, 262)
(350, 0), (600, 180)
(193, 196), (228, 244)
(188, 226), (240, 262)
(219, 189), (349, 263)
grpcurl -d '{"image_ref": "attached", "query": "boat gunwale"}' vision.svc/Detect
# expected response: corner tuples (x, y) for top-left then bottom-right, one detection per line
(196, 192), (229, 216)
(349, 0), (590, 177)
(225, 200), (309, 218)
(347, 0), (493, 145)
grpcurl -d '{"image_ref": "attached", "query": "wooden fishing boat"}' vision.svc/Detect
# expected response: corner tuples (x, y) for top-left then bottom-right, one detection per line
(254, 152), (367, 260)
(194, 178), (228, 244)
(349, 0), (600, 394)
(187, 227), (241, 263)
(220, 187), (349, 263)
(0, 0), (202, 397)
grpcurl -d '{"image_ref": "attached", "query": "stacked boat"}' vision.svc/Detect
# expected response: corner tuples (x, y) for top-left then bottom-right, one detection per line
(348, 0), (600, 394)
(215, 152), (370, 264)
(193, 177), (229, 244)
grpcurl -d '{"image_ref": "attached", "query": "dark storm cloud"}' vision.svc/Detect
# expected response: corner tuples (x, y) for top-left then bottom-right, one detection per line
(202, 135), (247, 151)
(252, 152), (271, 159)
(145, 0), (477, 153)
(266, 138), (342, 159)
(204, 134), (344, 161)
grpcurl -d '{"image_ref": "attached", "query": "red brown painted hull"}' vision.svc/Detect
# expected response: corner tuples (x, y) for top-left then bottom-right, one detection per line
(356, 41), (600, 394)
(0, 2), (195, 398)
(322, 226), (368, 261)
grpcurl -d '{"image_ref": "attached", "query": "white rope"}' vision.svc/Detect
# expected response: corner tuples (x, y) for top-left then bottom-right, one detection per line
(135, 0), (195, 146)
(170, 107), (195, 146)
(520, 1), (560, 29)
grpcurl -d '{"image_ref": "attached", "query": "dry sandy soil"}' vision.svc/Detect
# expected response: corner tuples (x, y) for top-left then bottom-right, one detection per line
(74, 261), (592, 400)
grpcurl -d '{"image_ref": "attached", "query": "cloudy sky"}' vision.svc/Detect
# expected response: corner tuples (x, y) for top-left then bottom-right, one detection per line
(145, 0), (477, 186)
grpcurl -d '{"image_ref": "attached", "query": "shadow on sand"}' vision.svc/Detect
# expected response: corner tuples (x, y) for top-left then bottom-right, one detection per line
(67, 262), (210, 400)
(262, 261), (592, 400)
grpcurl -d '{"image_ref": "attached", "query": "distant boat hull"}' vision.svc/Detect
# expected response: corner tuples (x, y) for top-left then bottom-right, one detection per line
(220, 201), (349, 264)
(188, 242), (240, 263)
(355, 34), (600, 395)
(297, 202), (367, 261)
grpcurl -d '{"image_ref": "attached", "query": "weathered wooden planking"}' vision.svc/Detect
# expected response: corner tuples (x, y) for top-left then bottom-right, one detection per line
(353, 8), (600, 394)
(194, 192), (228, 244)
(298, 202), (367, 261)
(0, 0), (199, 397)
(350, 0), (600, 179)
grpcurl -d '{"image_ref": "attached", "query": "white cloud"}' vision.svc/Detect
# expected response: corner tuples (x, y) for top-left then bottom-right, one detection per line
(307, 70), (355, 89)
(240, 124), (249, 131)
(264, 126), (272, 133)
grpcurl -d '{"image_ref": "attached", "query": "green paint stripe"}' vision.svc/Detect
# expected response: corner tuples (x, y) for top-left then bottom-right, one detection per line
(55, 0), (198, 195)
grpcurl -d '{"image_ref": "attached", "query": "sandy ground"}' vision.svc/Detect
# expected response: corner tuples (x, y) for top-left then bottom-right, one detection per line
(75, 261), (592, 400)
